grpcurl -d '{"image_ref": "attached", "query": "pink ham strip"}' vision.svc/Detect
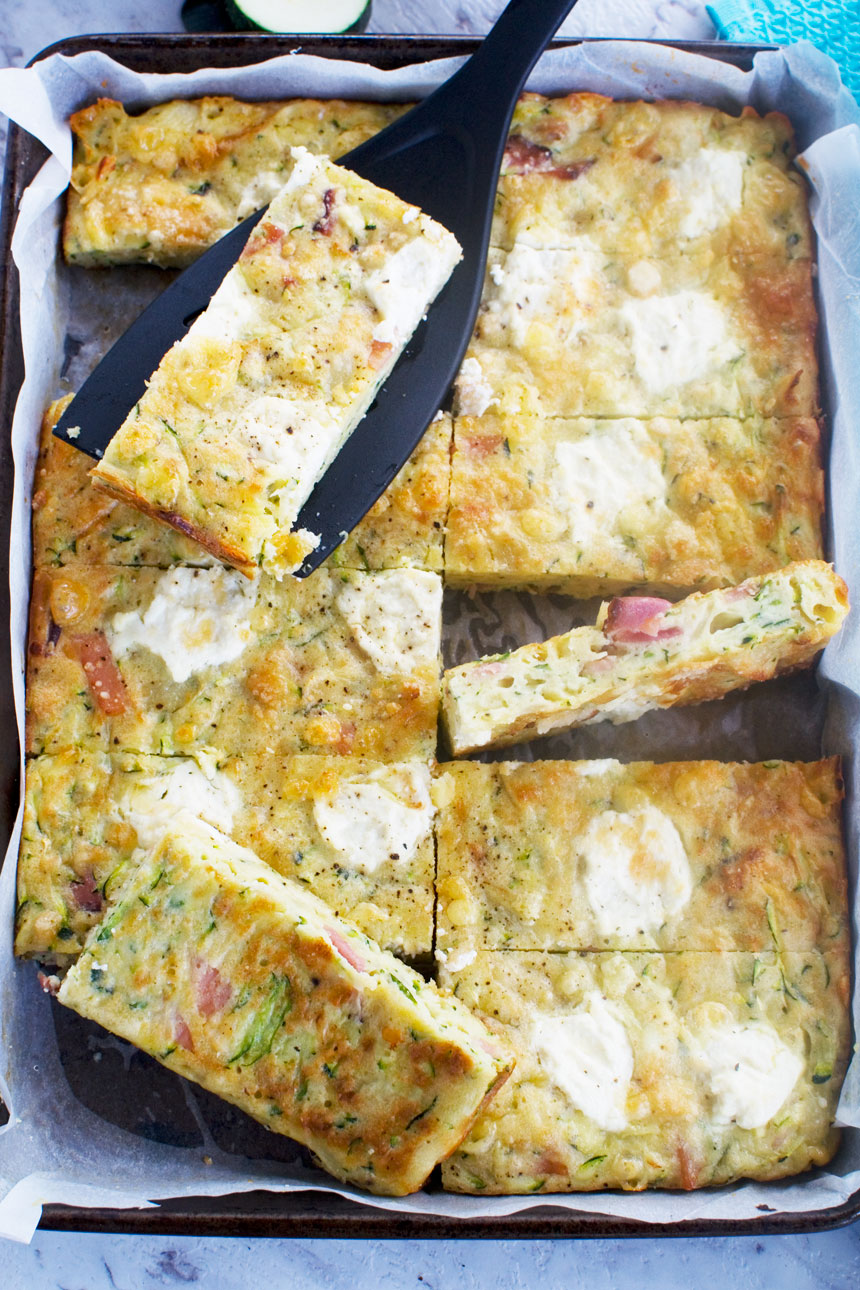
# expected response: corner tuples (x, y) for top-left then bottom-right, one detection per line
(326, 926), (368, 974)
(174, 1015), (195, 1052)
(194, 959), (232, 1017)
(604, 596), (683, 645)
(70, 869), (104, 912)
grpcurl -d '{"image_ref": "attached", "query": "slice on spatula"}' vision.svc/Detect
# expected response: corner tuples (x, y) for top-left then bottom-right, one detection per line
(89, 150), (461, 578)
(55, 0), (581, 575)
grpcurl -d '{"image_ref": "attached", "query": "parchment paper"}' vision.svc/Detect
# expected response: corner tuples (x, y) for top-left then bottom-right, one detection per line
(0, 38), (859, 1243)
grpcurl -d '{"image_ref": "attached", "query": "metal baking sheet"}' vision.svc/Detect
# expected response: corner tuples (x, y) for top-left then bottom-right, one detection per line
(1, 31), (858, 1239)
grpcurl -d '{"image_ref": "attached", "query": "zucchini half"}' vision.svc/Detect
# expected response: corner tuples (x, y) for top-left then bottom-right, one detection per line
(226, 0), (372, 33)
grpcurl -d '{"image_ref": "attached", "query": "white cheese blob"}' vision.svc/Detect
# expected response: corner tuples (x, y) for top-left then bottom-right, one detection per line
(573, 759), (622, 778)
(366, 237), (452, 346)
(551, 420), (667, 546)
(626, 260), (662, 297)
(440, 947), (478, 973)
(620, 290), (743, 395)
(579, 806), (693, 939)
(532, 992), (634, 1130)
(673, 148), (746, 238)
(455, 356), (496, 416)
(691, 1011), (803, 1129)
(486, 241), (601, 346)
(191, 271), (263, 344)
(338, 570), (442, 673)
(313, 764), (434, 875)
(231, 393), (340, 521)
(284, 145), (326, 194)
(235, 169), (289, 220)
(119, 760), (241, 853)
(108, 567), (255, 684)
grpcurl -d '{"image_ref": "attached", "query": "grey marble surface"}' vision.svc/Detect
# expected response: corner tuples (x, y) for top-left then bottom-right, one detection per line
(1, 0), (859, 1283)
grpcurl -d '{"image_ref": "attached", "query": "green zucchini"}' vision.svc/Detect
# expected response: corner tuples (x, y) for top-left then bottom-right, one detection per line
(226, 0), (372, 33)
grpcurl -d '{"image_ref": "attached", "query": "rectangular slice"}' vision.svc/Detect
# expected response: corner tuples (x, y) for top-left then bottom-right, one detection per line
(445, 412), (824, 595)
(439, 948), (849, 1193)
(57, 820), (513, 1196)
(433, 758), (848, 955)
(90, 148), (461, 577)
(35, 399), (451, 573)
(64, 96), (409, 267)
(496, 94), (810, 261)
(442, 561), (848, 754)
(26, 564), (442, 761)
(16, 751), (436, 962)
(456, 244), (817, 420)
(65, 94), (809, 268)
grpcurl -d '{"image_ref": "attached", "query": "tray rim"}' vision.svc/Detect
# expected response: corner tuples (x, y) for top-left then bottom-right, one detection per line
(1, 28), (857, 1242)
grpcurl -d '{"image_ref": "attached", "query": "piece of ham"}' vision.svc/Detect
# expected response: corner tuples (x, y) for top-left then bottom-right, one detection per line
(603, 596), (683, 645)
(174, 1014), (195, 1052)
(503, 134), (596, 180)
(70, 869), (104, 913)
(70, 631), (130, 714)
(194, 959), (233, 1017)
(325, 926), (368, 974)
(313, 187), (336, 235)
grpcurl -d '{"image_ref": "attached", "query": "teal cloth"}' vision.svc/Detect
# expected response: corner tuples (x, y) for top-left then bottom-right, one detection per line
(707, 0), (860, 102)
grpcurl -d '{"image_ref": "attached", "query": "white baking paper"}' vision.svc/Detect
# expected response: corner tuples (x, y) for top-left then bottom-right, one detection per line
(1, 38), (859, 1242)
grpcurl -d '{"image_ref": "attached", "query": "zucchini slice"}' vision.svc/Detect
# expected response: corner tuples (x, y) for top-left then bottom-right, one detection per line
(226, 0), (372, 33)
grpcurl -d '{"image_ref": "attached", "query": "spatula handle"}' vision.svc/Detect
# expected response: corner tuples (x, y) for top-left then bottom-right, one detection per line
(343, 0), (579, 241)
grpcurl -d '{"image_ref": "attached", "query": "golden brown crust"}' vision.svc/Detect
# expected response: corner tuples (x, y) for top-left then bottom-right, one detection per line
(89, 465), (261, 577)
(58, 824), (514, 1195)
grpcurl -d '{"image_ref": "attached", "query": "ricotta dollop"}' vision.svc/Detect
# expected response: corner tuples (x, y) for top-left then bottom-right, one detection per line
(673, 148), (746, 239)
(455, 356), (496, 417)
(313, 764), (434, 875)
(119, 760), (241, 853)
(108, 567), (255, 684)
(551, 420), (667, 547)
(579, 806), (692, 939)
(531, 992), (634, 1130)
(366, 238), (452, 346)
(486, 241), (601, 347)
(620, 289), (743, 395)
(338, 570), (442, 673)
(690, 1009), (803, 1129)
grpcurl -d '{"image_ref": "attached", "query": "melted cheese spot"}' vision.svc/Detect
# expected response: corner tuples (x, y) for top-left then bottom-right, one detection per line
(532, 992), (634, 1130)
(551, 420), (667, 546)
(572, 759), (622, 778)
(284, 145), (325, 194)
(191, 271), (263, 345)
(579, 806), (692, 939)
(108, 567), (255, 684)
(673, 149), (746, 238)
(338, 570), (442, 673)
(119, 760), (240, 853)
(235, 169), (288, 220)
(313, 764), (434, 875)
(366, 238), (452, 346)
(456, 356), (496, 416)
(626, 260), (661, 297)
(231, 393), (341, 521)
(486, 241), (601, 347)
(621, 290), (743, 394)
(691, 1010), (803, 1129)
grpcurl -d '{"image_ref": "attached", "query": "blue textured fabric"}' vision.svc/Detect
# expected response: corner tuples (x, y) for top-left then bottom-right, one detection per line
(707, 0), (860, 102)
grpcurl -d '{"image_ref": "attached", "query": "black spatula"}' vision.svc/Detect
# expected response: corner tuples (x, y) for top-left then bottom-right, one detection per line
(54, 0), (580, 576)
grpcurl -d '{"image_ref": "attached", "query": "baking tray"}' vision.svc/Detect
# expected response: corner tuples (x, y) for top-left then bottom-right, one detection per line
(1, 31), (859, 1240)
